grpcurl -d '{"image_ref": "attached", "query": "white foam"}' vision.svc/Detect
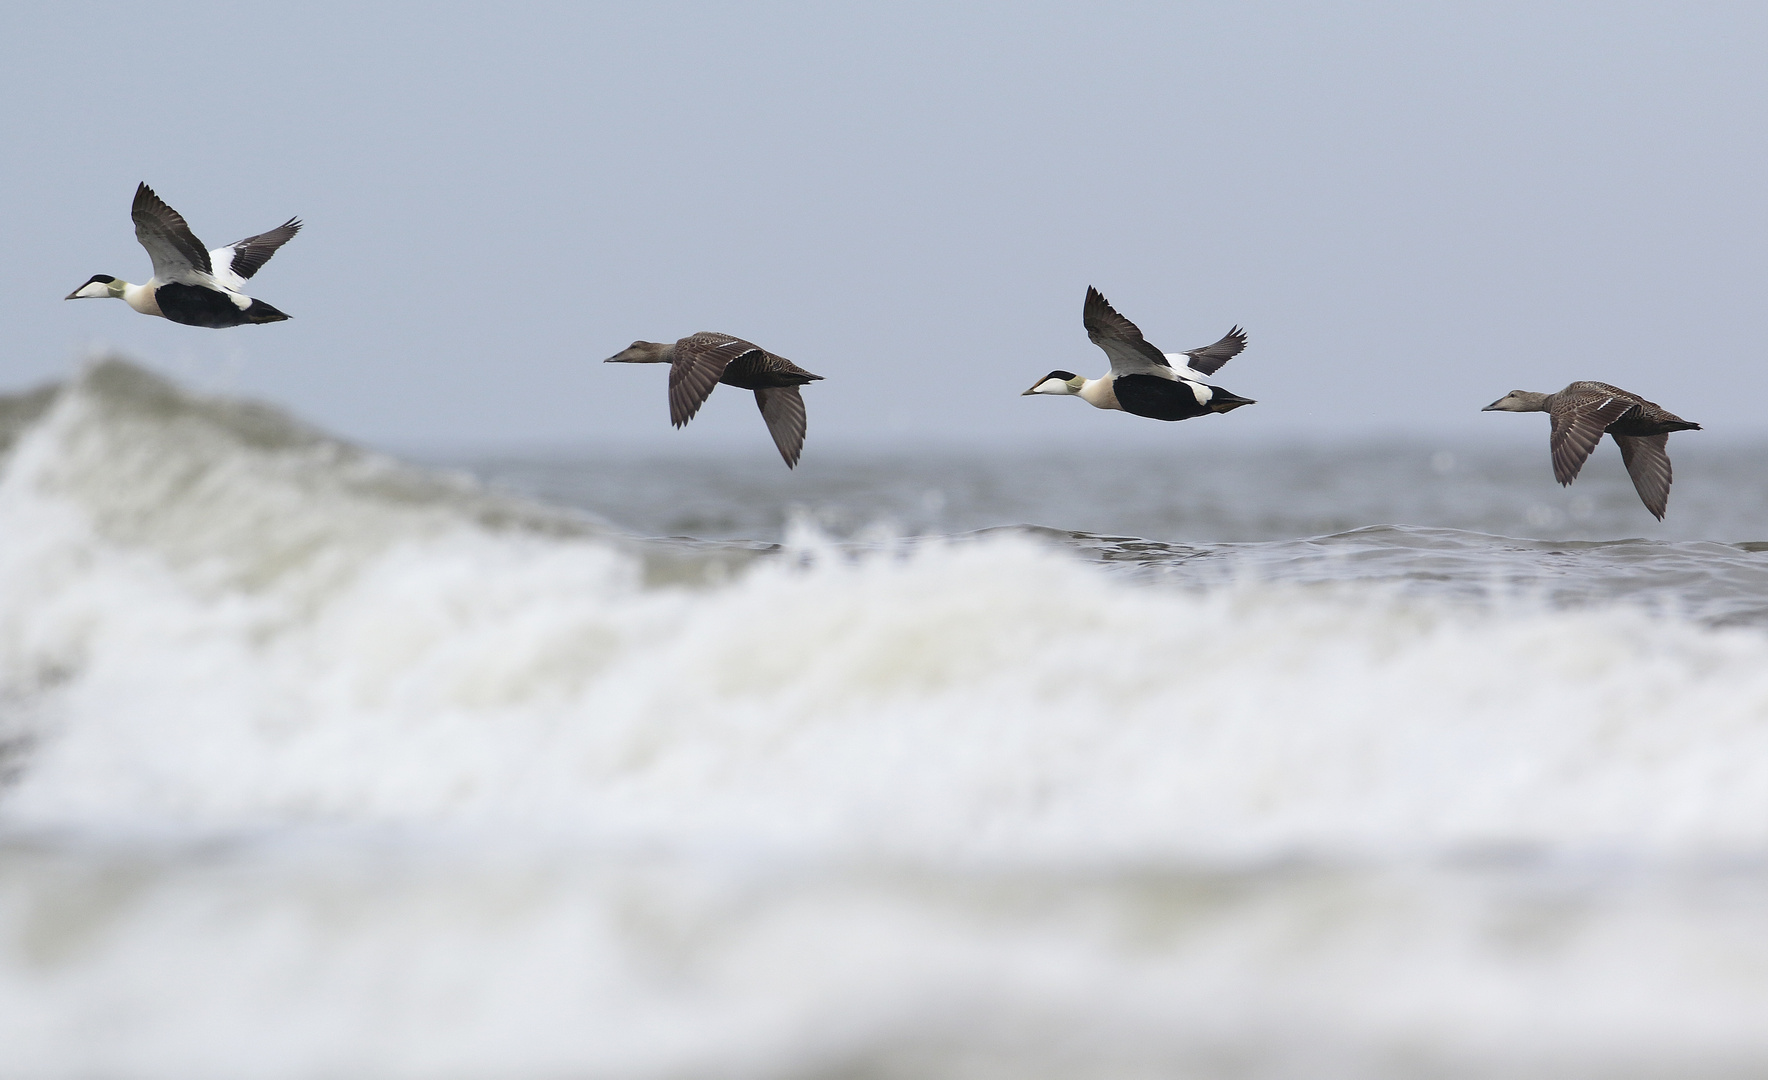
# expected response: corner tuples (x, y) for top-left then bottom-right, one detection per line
(5, 845), (1768, 1079)
(5, 362), (1768, 1075)
(3, 362), (1768, 858)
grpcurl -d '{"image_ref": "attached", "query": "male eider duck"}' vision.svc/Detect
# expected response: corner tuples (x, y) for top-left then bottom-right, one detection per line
(605, 333), (824, 468)
(1483, 382), (1701, 520)
(1022, 286), (1255, 421)
(66, 183), (300, 328)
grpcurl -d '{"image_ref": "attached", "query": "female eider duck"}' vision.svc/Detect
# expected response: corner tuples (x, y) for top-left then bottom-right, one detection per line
(605, 333), (823, 468)
(1483, 382), (1701, 520)
(1022, 286), (1255, 421)
(66, 183), (300, 328)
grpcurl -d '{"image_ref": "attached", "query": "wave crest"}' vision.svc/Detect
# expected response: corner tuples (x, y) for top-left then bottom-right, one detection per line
(0, 362), (1766, 859)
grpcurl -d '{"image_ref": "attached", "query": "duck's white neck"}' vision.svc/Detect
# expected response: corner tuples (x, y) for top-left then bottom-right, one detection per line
(1078, 376), (1121, 411)
(122, 281), (163, 318)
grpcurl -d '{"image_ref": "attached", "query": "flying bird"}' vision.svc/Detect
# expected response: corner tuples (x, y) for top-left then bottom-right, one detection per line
(605, 333), (824, 468)
(1022, 286), (1255, 420)
(66, 182), (300, 327)
(1482, 382), (1701, 520)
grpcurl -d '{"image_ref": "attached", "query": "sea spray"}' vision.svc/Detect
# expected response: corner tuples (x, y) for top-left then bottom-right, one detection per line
(0, 363), (1766, 854)
(3, 361), (1768, 1076)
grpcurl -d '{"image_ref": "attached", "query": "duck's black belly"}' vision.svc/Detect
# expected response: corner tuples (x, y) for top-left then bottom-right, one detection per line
(718, 352), (820, 391)
(156, 283), (290, 328)
(1605, 406), (1699, 437)
(1112, 374), (1211, 421)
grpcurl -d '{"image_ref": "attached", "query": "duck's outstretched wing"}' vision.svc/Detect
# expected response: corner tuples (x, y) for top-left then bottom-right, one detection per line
(132, 182), (212, 281)
(212, 218), (302, 284)
(1548, 389), (1637, 485)
(754, 385), (808, 468)
(669, 332), (763, 427)
(1614, 433), (1672, 520)
(1083, 286), (1171, 377)
(1179, 326), (1247, 376)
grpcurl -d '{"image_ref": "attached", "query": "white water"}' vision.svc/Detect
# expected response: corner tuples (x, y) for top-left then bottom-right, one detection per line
(4, 361), (1768, 1077)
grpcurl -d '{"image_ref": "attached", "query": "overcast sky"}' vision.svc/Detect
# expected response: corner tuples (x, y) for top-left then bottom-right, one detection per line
(3, 3), (1764, 452)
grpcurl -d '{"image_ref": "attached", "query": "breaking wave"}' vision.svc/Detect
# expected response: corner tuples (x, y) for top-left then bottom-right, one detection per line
(4, 360), (1768, 1077)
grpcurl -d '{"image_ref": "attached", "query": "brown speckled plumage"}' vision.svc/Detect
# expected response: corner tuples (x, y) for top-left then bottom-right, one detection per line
(606, 332), (823, 469)
(1484, 381), (1701, 520)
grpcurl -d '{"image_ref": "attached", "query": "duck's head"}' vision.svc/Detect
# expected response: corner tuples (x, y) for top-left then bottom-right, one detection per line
(1482, 390), (1549, 413)
(1021, 370), (1084, 396)
(604, 341), (671, 364)
(66, 274), (124, 301)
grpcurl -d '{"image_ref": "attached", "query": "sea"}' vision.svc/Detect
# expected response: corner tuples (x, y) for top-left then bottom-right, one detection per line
(3, 358), (1768, 1079)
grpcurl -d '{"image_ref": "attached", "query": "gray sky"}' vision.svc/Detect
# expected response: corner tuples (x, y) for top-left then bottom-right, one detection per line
(4, 3), (1764, 452)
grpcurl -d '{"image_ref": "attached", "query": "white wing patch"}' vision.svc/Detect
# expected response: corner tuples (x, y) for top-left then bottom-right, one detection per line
(207, 246), (246, 292)
(1165, 354), (1218, 384)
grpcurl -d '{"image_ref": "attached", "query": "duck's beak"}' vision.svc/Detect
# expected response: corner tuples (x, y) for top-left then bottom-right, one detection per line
(1480, 399), (1503, 411)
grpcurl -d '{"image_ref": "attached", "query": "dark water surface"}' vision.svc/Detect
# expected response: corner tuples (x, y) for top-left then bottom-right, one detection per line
(449, 439), (1768, 625)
